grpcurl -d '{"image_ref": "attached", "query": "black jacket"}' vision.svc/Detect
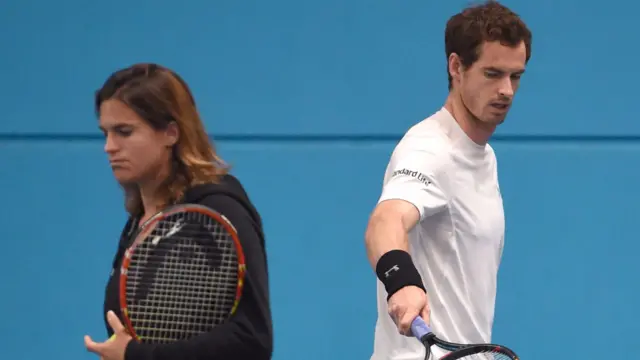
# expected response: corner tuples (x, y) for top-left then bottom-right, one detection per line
(103, 174), (273, 360)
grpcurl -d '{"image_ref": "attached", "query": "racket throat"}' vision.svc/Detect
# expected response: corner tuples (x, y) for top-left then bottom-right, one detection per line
(421, 333), (436, 346)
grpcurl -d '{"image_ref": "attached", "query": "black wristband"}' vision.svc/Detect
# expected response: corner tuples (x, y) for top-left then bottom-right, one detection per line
(375, 249), (426, 300)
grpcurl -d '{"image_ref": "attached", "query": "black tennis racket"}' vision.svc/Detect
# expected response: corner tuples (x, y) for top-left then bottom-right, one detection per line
(119, 203), (247, 344)
(411, 316), (519, 359)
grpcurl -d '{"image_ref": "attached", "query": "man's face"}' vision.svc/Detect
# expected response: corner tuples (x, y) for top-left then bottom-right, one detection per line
(457, 41), (527, 128)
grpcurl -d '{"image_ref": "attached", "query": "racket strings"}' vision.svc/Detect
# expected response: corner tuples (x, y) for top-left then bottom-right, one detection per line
(450, 351), (515, 360)
(124, 210), (240, 343)
(469, 355), (510, 360)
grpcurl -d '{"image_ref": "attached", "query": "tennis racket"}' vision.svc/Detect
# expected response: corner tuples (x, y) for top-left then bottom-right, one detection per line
(119, 203), (246, 344)
(411, 316), (519, 359)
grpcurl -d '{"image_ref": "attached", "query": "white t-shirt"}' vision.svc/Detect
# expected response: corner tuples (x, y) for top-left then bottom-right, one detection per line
(370, 107), (505, 360)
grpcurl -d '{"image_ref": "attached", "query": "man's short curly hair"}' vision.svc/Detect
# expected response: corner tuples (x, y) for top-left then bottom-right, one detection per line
(445, 1), (532, 90)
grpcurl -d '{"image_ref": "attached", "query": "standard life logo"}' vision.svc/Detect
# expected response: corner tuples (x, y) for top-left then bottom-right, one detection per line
(391, 168), (432, 186)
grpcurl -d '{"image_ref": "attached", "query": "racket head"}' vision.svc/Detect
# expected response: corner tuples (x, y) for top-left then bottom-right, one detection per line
(439, 344), (519, 360)
(119, 203), (247, 343)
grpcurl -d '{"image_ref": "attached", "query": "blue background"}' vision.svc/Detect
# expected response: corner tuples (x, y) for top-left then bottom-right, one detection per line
(1, 1), (637, 359)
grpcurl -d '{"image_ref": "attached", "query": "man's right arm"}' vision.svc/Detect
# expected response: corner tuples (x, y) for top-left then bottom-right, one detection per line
(364, 137), (448, 333)
(365, 199), (420, 270)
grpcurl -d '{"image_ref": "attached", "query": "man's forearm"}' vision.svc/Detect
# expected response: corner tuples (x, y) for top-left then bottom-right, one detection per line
(365, 213), (410, 269)
(365, 205), (426, 300)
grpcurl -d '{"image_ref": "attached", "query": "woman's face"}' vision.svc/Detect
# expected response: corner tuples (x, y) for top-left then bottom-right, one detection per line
(98, 99), (178, 185)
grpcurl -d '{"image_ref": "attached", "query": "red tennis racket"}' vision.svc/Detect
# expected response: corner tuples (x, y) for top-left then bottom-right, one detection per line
(119, 203), (246, 344)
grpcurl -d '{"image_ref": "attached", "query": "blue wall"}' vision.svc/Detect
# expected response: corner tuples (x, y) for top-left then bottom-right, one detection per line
(1, 1), (638, 359)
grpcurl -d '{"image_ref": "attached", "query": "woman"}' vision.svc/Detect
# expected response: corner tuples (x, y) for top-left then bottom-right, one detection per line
(83, 63), (273, 360)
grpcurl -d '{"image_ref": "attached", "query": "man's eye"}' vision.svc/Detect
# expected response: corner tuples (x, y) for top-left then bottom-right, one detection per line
(117, 128), (132, 136)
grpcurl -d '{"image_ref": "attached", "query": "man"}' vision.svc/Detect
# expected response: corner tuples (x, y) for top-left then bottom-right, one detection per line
(365, 1), (532, 359)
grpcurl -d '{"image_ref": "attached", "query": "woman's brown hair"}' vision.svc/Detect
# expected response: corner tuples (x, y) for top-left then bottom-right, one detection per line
(95, 63), (228, 215)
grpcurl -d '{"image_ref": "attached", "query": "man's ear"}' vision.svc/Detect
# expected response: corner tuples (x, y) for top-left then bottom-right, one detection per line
(448, 53), (463, 86)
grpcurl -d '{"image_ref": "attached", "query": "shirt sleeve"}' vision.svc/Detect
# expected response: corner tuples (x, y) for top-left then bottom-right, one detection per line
(124, 194), (273, 360)
(378, 136), (449, 220)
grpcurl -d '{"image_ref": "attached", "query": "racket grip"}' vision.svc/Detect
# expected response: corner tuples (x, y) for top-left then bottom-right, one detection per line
(410, 316), (432, 340)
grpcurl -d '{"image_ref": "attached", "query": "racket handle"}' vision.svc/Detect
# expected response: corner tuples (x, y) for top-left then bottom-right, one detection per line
(410, 316), (432, 340)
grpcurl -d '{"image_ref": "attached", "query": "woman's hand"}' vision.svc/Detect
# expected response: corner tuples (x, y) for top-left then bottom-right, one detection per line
(84, 311), (132, 360)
